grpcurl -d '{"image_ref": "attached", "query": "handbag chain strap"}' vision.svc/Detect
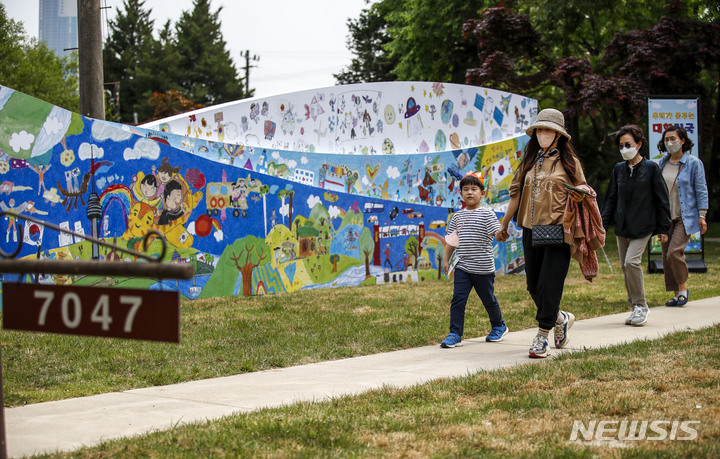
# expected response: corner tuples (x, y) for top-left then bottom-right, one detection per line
(530, 154), (543, 227)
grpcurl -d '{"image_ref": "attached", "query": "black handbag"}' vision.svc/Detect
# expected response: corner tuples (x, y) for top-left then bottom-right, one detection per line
(531, 153), (564, 247)
(532, 224), (564, 247)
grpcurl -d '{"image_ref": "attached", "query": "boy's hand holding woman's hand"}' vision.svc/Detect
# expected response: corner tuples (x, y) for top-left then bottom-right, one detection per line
(495, 225), (509, 242)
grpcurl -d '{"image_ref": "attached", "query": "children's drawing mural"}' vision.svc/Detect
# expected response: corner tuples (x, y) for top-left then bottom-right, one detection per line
(141, 82), (536, 156)
(0, 83), (535, 300)
(124, 122), (528, 210)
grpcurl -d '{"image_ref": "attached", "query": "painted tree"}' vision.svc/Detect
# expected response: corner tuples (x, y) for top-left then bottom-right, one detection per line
(277, 188), (295, 225)
(330, 254), (340, 273)
(405, 237), (420, 270)
(277, 190), (287, 225)
(228, 236), (270, 296)
(259, 184), (270, 235)
(436, 248), (444, 279)
(309, 203), (332, 253)
(359, 227), (375, 278)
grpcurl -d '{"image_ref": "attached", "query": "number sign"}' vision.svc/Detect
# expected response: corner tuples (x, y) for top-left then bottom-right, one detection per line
(2, 283), (179, 343)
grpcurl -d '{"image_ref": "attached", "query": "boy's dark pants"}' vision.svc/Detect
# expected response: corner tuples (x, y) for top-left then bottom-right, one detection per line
(522, 227), (571, 330)
(449, 268), (504, 336)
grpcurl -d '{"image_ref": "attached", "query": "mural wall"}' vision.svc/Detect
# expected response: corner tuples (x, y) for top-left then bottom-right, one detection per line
(0, 83), (534, 301)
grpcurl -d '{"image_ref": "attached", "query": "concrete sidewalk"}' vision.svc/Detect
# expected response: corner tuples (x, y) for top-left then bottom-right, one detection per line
(7, 296), (720, 457)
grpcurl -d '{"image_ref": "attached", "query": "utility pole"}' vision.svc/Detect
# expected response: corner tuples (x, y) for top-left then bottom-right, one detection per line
(243, 50), (259, 95)
(77, 0), (105, 119)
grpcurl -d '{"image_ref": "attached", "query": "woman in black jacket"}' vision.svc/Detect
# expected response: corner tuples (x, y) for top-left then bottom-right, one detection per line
(601, 125), (670, 327)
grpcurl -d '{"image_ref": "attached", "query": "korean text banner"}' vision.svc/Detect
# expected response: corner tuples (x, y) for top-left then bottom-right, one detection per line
(647, 97), (699, 160)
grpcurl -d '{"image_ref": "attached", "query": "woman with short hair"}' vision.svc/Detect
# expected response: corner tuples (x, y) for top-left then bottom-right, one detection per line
(601, 124), (671, 326)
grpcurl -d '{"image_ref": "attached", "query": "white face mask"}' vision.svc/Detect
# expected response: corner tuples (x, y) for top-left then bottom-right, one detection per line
(620, 146), (638, 161)
(537, 131), (556, 149)
(665, 141), (682, 154)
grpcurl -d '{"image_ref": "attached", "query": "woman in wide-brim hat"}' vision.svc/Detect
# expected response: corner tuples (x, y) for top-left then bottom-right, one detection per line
(496, 108), (587, 359)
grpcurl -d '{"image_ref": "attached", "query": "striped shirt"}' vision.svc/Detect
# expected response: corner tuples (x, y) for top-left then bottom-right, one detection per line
(446, 207), (500, 274)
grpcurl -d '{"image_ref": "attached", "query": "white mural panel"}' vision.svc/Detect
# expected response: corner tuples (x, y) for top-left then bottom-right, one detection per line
(142, 82), (537, 155)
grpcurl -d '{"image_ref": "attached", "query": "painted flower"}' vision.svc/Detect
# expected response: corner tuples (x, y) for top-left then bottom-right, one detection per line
(0, 160), (9, 174)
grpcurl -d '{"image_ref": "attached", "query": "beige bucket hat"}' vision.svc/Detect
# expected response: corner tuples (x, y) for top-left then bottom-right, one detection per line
(525, 108), (571, 140)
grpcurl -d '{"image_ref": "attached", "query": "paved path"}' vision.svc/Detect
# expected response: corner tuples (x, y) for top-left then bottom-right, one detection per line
(7, 296), (720, 457)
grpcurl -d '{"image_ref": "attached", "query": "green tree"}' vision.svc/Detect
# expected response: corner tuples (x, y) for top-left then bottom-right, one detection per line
(463, 6), (554, 95)
(463, 1), (719, 207)
(386, 0), (491, 82)
(512, 0), (669, 64)
(595, 9), (720, 213)
(174, 0), (250, 105)
(103, 0), (161, 122)
(0, 5), (79, 111)
(335, 0), (398, 84)
(337, 0), (492, 84)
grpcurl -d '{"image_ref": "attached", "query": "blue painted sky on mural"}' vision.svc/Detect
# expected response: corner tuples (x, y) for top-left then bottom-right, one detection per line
(2, 0), (371, 98)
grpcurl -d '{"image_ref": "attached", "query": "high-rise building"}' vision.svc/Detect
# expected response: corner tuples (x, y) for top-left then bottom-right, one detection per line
(39, 0), (78, 57)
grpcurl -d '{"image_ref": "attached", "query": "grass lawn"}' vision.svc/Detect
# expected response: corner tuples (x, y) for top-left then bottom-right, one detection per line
(1, 227), (719, 456)
(37, 320), (720, 457)
(2, 230), (719, 407)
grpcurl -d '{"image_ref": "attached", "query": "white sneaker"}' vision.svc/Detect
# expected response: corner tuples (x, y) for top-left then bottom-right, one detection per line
(630, 305), (649, 326)
(554, 311), (575, 349)
(625, 305), (640, 325)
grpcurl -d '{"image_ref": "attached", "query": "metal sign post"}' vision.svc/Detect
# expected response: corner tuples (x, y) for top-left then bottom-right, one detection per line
(0, 212), (194, 458)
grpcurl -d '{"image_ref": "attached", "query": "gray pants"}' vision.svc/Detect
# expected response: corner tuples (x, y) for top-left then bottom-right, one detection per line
(617, 235), (652, 307)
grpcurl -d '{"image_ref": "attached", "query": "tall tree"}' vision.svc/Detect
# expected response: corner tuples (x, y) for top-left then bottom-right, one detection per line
(596, 8), (720, 213)
(463, 1), (719, 202)
(463, 6), (554, 95)
(103, 0), (161, 123)
(174, 0), (249, 105)
(0, 5), (79, 111)
(335, 0), (398, 84)
(338, 0), (492, 84)
(384, 0), (491, 82)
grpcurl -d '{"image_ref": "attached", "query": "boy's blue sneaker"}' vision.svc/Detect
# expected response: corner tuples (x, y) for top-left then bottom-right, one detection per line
(440, 333), (462, 348)
(486, 323), (509, 342)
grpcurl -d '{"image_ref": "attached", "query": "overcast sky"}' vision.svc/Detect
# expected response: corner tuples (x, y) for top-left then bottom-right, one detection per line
(2, 0), (372, 98)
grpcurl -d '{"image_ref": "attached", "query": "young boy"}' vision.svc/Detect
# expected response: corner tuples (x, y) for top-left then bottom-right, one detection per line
(441, 172), (508, 348)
